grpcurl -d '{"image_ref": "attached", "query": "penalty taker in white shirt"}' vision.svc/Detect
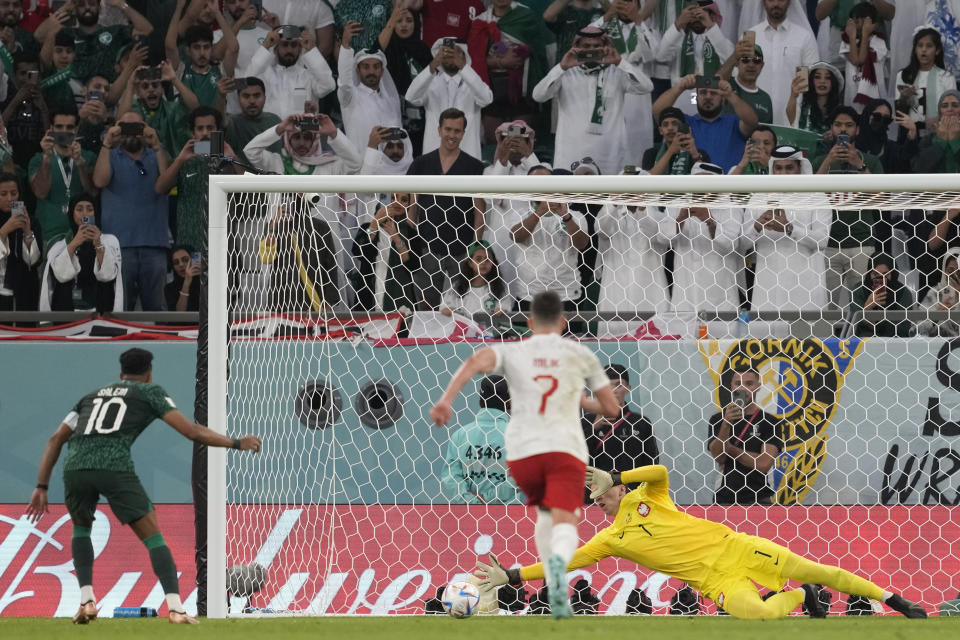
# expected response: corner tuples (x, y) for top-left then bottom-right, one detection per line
(474, 465), (928, 619)
(431, 290), (619, 619)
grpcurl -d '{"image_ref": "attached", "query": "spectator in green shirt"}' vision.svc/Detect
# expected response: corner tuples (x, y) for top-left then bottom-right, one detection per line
(729, 125), (776, 175)
(442, 375), (523, 505)
(39, 30), (82, 113)
(42, 0), (153, 82)
(0, 0), (39, 56)
(75, 76), (111, 154)
(543, 0), (605, 61)
(118, 60), (200, 157)
(28, 108), (97, 252)
(155, 105), (241, 254)
(719, 39), (773, 124)
(223, 77), (280, 167)
(164, 4), (238, 112)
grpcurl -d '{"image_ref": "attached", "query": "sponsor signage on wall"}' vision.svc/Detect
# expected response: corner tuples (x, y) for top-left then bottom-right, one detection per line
(2, 504), (956, 617)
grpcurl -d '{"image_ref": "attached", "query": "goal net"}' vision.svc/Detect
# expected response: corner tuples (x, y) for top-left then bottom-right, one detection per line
(207, 173), (960, 618)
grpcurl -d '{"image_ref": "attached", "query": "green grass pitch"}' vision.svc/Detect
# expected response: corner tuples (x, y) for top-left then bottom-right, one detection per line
(3, 616), (953, 640)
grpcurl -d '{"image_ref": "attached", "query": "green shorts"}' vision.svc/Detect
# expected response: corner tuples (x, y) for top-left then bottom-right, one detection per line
(63, 469), (153, 528)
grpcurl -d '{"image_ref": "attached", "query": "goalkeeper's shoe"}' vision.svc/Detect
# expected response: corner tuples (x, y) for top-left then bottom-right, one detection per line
(169, 610), (199, 624)
(885, 594), (927, 618)
(546, 555), (572, 619)
(72, 600), (98, 625)
(801, 584), (827, 618)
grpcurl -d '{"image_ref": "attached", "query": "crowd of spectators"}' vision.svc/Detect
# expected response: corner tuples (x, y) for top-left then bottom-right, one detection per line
(0, 0), (958, 338)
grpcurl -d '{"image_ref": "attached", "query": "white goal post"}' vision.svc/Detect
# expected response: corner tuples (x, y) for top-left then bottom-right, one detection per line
(207, 173), (960, 619)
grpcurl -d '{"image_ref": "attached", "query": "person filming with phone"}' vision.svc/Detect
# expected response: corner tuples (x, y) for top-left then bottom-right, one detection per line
(29, 108), (96, 252)
(93, 112), (169, 311)
(653, 72), (758, 172)
(39, 192), (122, 313)
(0, 174), (41, 311)
(707, 366), (784, 505)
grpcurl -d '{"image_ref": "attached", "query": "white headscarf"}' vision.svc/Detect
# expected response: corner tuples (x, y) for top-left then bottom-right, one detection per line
(376, 128), (413, 175)
(768, 145), (813, 174)
(351, 48), (400, 103)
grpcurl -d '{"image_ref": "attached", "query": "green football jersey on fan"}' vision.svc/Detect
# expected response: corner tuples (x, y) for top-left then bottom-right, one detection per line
(62, 381), (176, 473)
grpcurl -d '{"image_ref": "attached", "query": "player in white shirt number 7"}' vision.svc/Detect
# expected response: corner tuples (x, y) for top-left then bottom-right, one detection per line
(430, 290), (619, 619)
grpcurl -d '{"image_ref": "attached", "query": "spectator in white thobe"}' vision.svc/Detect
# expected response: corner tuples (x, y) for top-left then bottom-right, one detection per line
(405, 38), (493, 159)
(664, 162), (743, 313)
(244, 26), (335, 119)
(531, 26), (652, 175)
(594, 171), (672, 338)
(483, 120), (541, 299)
(338, 24), (402, 154)
(653, 1), (734, 117)
(743, 145), (831, 311)
(749, 0), (819, 125)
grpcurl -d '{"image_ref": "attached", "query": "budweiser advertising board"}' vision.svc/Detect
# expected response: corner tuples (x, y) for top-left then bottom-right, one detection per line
(1, 504), (955, 616)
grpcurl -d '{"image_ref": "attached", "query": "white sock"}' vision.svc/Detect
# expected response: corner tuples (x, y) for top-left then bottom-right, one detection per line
(881, 591), (894, 602)
(165, 593), (184, 612)
(551, 523), (578, 565)
(534, 510), (553, 566)
(80, 585), (95, 604)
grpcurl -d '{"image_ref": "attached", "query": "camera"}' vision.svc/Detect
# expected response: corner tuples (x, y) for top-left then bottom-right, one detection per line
(836, 134), (850, 147)
(576, 48), (604, 63)
(505, 124), (529, 138)
(119, 122), (145, 137)
(87, 89), (103, 101)
(382, 127), (407, 141)
(25, 69), (39, 83)
(280, 25), (302, 40)
(441, 37), (457, 48)
(194, 140), (211, 154)
(298, 116), (320, 132)
(676, 121), (691, 135)
(51, 131), (75, 147)
(191, 251), (202, 267)
(11, 201), (26, 218)
(694, 74), (719, 89)
(81, 215), (95, 226)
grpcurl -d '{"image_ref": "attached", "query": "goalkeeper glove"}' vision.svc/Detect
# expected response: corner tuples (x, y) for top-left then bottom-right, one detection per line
(585, 466), (621, 499)
(473, 553), (520, 592)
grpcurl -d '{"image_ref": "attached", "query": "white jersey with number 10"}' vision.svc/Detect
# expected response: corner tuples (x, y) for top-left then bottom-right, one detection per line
(491, 334), (610, 463)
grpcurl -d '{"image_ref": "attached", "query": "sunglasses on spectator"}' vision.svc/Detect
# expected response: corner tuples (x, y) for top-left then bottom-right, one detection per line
(739, 56), (763, 64)
(870, 114), (893, 126)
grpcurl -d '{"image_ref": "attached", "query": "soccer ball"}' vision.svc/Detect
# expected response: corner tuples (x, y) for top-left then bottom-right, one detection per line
(441, 580), (481, 618)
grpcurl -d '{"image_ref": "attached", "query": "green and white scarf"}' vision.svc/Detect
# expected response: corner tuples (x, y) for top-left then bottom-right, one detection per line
(41, 64), (74, 90)
(586, 66), (606, 133)
(607, 17), (638, 54)
(680, 32), (720, 77)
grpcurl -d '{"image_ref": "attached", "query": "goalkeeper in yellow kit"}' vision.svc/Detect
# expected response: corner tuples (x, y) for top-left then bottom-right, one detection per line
(474, 465), (927, 619)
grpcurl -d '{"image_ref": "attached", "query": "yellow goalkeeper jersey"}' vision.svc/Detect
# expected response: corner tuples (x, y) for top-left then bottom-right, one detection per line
(519, 466), (734, 592)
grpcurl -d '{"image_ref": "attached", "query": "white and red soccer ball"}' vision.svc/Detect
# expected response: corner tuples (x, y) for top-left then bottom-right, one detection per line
(441, 580), (481, 618)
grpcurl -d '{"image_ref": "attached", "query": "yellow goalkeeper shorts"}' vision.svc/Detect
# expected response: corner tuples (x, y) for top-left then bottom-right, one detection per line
(700, 533), (791, 606)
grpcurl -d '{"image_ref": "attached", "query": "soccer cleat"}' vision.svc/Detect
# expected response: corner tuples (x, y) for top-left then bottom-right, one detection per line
(885, 594), (927, 618)
(169, 610), (200, 624)
(546, 555), (572, 619)
(801, 584), (827, 618)
(72, 600), (97, 624)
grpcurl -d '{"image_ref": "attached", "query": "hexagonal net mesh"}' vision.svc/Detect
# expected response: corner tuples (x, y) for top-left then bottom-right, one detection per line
(211, 177), (960, 618)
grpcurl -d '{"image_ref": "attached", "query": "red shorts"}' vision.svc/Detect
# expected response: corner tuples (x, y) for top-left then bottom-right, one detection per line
(507, 452), (585, 512)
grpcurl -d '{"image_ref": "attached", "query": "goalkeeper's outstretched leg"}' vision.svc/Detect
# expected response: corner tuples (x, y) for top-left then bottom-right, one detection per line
(779, 552), (927, 618)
